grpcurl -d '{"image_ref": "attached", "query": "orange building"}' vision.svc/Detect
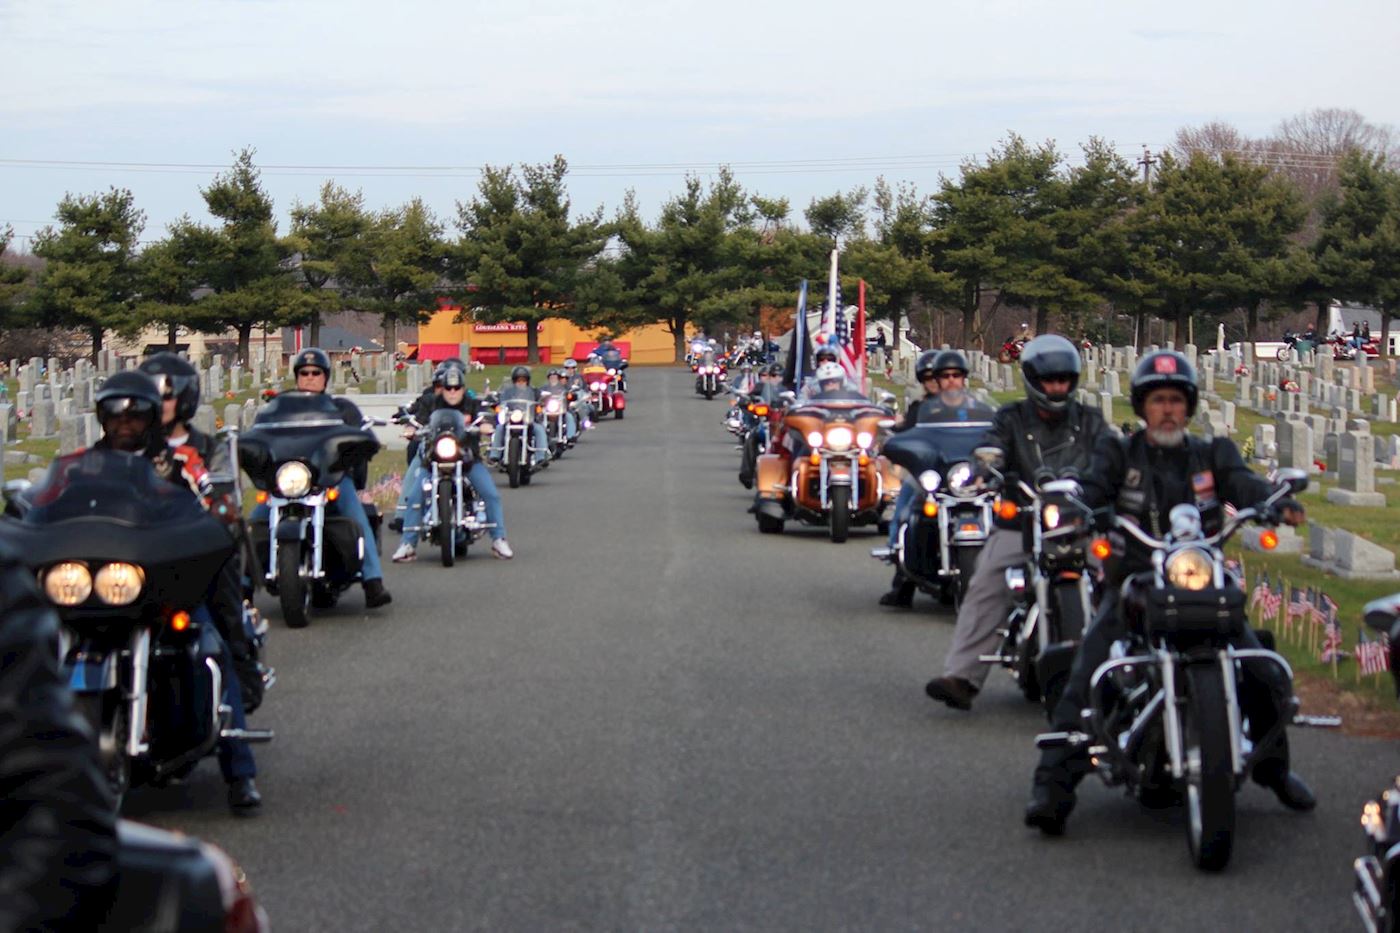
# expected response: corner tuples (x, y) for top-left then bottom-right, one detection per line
(416, 304), (681, 365)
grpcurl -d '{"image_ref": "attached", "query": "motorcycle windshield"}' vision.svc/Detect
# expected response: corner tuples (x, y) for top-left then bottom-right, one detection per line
(238, 392), (379, 489)
(882, 422), (993, 475)
(0, 449), (233, 603)
(427, 409), (467, 437)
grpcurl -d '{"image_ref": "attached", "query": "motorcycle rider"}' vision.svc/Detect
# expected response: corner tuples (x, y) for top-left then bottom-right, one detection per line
(267, 348), (392, 608)
(596, 340), (627, 391)
(92, 371), (264, 813)
(809, 361), (867, 402)
(0, 539), (118, 929)
(489, 366), (551, 466)
(924, 335), (1108, 708)
(1025, 349), (1313, 834)
(562, 358), (595, 429)
(879, 350), (994, 607)
(393, 365), (513, 561)
(138, 353), (264, 713)
(543, 368), (580, 443)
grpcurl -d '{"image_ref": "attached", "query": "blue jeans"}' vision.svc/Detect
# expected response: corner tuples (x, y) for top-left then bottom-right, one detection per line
(192, 605), (255, 781)
(401, 455), (506, 545)
(251, 476), (382, 582)
(888, 481), (920, 548)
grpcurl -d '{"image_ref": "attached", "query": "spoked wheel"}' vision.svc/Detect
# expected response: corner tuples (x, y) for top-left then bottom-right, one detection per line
(828, 486), (851, 543)
(437, 481), (456, 567)
(277, 544), (310, 628)
(507, 437), (522, 489)
(1184, 663), (1236, 872)
(1276, 346), (1293, 362)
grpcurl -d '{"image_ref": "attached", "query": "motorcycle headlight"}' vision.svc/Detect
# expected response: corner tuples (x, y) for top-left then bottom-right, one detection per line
(434, 436), (460, 460)
(825, 426), (854, 450)
(509, 409), (525, 423)
(44, 561), (93, 606)
(607, 368), (617, 375)
(1165, 549), (1213, 591)
(918, 469), (941, 493)
(590, 381), (604, 391)
(275, 461), (313, 498)
(1042, 503), (1061, 530)
(545, 399), (562, 414)
(856, 431), (874, 449)
(945, 461), (974, 494)
(94, 562), (145, 606)
(806, 430), (823, 447)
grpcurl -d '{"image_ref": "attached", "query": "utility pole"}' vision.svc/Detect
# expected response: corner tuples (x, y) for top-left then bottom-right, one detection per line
(1138, 146), (1157, 186)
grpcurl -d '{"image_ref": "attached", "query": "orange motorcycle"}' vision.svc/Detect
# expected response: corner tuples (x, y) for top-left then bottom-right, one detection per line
(752, 399), (898, 542)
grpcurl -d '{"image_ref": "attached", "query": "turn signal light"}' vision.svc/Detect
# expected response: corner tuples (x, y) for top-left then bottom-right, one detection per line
(255, 491), (268, 505)
(326, 487), (340, 502)
(170, 610), (191, 632)
(1259, 529), (1279, 551)
(1091, 538), (1112, 560)
(754, 405), (769, 416)
(858, 454), (870, 467)
(809, 452), (821, 466)
(996, 499), (1019, 521)
(923, 500), (939, 517)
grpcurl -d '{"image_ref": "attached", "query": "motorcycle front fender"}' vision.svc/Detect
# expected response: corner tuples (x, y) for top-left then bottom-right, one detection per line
(275, 517), (308, 542)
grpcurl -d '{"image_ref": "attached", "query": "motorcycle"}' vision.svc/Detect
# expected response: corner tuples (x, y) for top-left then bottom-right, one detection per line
(998, 336), (1029, 364)
(394, 407), (493, 567)
(1035, 468), (1307, 871)
(540, 389), (573, 458)
(730, 386), (786, 490)
(872, 420), (996, 609)
(1353, 593), (1400, 932)
(695, 354), (726, 400)
(239, 391), (383, 628)
(752, 396), (898, 542)
(490, 392), (547, 488)
(585, 367), (627, 420)
(0, 450), (272, 802)
(979, 462), (1095, 715)
(105, 820), (269, 931)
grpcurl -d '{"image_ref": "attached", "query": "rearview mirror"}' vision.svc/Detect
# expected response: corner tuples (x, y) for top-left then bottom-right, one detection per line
(973, 446), (1005, 470)
(877, 418), (896, 430)
(1275, 467), (1308, 495)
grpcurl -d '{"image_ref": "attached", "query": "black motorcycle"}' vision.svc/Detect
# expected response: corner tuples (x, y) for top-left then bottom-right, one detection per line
(540, 389), (573, 459)
(874, 421), (995, 609)
(980, 464), (1095, 715)
(0, 450), (269, 801)
(1354, 593), (1400, 931)
(395, 407), (493, 567)
(238, 392), (382, 628)
(1037, 469), (1306, 871)
(488, 391), (547, 489)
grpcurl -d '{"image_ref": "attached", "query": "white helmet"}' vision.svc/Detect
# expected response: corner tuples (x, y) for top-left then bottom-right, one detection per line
(815, 362), (845, 383)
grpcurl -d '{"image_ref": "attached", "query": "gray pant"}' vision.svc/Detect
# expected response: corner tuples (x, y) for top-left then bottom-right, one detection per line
(942, 527), (1027, 688)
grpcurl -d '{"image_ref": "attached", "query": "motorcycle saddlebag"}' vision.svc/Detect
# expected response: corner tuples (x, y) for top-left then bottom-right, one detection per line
(323, 515), (365, 578)
(755, 453), (791, 499)
(247, 520), (270, 579)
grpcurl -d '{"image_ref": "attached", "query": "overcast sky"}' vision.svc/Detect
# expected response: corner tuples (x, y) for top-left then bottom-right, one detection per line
(3, 0), (1397, 247)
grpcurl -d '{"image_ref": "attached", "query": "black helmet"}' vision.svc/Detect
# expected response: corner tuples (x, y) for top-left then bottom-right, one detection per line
(139, 352), (200, 423)
(546, 368), (564, 380)
(1130, 350), (1198, 418)
(914, 349), (941, 381)
(440, 366), (467, 390)
(292, 347), (331, 375)
(95, 371), (162, 445)
(931, 350), (969, 376)
(1020, 335), (1081, 413)
(510, 365), (531, 383)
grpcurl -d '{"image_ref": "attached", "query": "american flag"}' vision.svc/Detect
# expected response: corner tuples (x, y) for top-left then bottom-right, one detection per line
(819, 249), (865, 389)
(1261, 583), (1284, 624)
(1248, 571), (1270, 612)
(1285, 586), (1310, 628)
(1358, 629), (1392, 675)
(1319, 617), (1344, 662)
(1311, 592), (1337, 629)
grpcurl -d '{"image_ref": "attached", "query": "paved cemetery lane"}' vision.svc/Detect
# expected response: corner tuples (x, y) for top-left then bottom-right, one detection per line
(132, 366), (1391, 931)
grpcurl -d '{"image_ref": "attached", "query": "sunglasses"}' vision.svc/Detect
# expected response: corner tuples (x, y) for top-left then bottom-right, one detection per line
(98, 397), (156, 419)
(296, 368), (327, 378)
(443, 385), (466, 392)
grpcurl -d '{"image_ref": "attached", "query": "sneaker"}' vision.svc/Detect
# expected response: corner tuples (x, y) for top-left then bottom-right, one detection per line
(391, 542), (417, 563)
(491, 539), (514, 560)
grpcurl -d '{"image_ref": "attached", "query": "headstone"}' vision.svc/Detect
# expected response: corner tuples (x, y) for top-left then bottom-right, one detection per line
(1098, 391), (1113, 425)
(82, 413), (100, 449)
(74, 378), (94, 411)
(1104, 370), (1121, 398)
(1221, 401), (1236, 433)
(241, 399), (257, 431)
(407, 365), (423, 395)
(223, 403), (241, 432)
(58, 417), (83, 455)
(47, 358), (60, 384)
(1201, 366), (1214, 395)
(192, 404), (216, 437)
(29, 399), (56, 438)
(1275, 418), (1316, 473)
(1326, 428), (1386, 506)
(1238, 374), (1252, 402)
(1252, 424), (1276, 459)
(1330, 530), (1400, 580)
(1243, 523), (1302, 554)
(206, 364), (223, 398)
(16, 391), (30, 417)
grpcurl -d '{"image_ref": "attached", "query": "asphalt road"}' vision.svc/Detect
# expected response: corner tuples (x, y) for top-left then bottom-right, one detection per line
(134, 367), (1394, 932)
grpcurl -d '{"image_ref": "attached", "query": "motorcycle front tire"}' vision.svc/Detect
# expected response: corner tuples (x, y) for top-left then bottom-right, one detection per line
(277, 544), (311, 628)
(507, 437), (522, 489)
(437, 482), (455, 567)
(1184, 663), (1236, 872)
(829, 486), (851, 543)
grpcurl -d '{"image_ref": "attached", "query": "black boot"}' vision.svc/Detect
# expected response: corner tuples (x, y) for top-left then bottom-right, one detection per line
(879, 574), (916, 608)
(1025, 765), (1076, 835)
(364, 578), (392, 609)
(228, 777), (262, 815)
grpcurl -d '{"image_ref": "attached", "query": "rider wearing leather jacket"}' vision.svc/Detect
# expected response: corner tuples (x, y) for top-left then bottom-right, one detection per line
(392, 365), (513, 561)
(0, 540), (118, 930)
(1025, 350), (1314, 835)
(924, 336), (1108, 709)
(92, 371), (264, 814)
(139, 353), (263, 715)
